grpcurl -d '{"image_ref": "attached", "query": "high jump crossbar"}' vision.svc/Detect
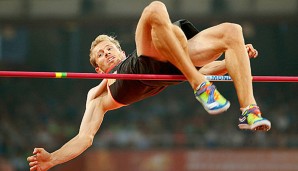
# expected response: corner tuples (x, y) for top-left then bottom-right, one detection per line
(0, 71), (297, 82)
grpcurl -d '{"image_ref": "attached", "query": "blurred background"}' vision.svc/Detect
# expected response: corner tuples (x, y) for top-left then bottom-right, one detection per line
(0, 0), (297, 170)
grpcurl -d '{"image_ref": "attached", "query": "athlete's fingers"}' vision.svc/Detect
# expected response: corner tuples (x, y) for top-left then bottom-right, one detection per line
(29, 161), (38, 167)
(33, 148), (43, 154)
(27, 155), (37, 162)
(249, 49), (257, 58)
(249, 49), (258, 58)
(248, 49), (253, 57)
(246, 44), (253, 57)
(30, 165), (37, 171)
(246, 44), (258, 58)
(253, 49), (258, 58)
(246, 44), (251, 51)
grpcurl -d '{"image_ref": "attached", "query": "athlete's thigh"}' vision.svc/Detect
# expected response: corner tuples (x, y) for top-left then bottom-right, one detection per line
(188, 24), (228, 67)
(134, 10), (159, 58)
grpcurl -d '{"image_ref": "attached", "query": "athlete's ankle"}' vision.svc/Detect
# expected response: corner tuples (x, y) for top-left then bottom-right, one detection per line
(240, 104), (258, 113)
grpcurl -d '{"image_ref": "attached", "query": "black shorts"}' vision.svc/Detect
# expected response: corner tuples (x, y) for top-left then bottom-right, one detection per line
(109, 51), (183, 105)
(173, 19), (199, 39)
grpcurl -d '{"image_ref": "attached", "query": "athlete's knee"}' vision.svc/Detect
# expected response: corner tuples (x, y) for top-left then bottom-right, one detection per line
(146, 1), (166, 13)
(220, 23), (244, 45)
(143, 1), (169, 26)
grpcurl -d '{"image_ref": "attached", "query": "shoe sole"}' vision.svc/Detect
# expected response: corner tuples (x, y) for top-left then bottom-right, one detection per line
(195, 94), (230, 115)
(238, 120), (271, 131)
(205, 101), (231, 115)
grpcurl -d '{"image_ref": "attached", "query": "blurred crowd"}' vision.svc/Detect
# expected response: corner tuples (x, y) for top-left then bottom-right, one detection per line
(0, 77), (297, 171)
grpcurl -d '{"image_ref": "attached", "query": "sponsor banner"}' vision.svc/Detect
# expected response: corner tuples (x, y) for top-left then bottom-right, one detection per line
(59, 149), (298, 171)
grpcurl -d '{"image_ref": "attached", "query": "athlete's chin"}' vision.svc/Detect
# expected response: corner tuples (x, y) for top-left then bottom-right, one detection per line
(112, 60), (121, 66)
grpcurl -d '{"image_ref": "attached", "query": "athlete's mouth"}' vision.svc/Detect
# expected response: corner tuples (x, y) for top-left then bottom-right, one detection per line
(107, 56), (116, 63)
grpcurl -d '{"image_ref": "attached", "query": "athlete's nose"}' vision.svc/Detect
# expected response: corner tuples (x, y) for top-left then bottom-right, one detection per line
(104, 50), (111, 57)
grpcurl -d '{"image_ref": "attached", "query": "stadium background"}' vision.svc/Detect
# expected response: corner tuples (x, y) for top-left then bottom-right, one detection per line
(0, 0), (297, 170)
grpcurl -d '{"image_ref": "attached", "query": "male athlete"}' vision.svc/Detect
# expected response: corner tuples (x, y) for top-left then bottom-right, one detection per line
(27, 1), (270, 170)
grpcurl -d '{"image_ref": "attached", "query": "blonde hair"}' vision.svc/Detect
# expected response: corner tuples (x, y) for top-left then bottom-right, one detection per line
(89, 35), (122, 68)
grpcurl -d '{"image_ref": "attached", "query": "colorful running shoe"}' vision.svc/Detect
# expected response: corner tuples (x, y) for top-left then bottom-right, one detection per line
(194, 81), (230, 115)
(238, 104), (271, 131)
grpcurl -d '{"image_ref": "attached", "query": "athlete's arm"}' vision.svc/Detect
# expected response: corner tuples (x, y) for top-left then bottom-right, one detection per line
(199, 44), (258, 76)
(27, 80), (109, 171)
(87, 79), (108, 101)
(50, 94), (106, 167)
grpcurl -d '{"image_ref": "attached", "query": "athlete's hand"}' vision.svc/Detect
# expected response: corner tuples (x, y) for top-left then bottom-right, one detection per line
(246, 44), (258, 58)
(27, 148), (53, 171)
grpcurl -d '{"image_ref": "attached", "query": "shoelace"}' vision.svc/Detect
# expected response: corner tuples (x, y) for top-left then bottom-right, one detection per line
(243, 106), (261, 117)
(197, 82), (212, 94)
(197, 83), (219, 102)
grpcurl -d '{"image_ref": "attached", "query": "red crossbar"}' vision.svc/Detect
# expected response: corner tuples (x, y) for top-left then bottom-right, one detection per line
(0, 71), (297, 82)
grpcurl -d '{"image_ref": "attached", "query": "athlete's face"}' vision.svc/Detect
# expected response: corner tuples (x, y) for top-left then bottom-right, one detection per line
(92, 40), (125, 73)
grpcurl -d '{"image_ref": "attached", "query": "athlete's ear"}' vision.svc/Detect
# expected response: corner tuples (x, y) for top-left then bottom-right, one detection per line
(95, 67), (104, 74)
(121, 51), (126, 58)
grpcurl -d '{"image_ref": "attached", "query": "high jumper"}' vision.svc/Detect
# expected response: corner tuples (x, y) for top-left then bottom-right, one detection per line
(26, 1), (273, 170)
